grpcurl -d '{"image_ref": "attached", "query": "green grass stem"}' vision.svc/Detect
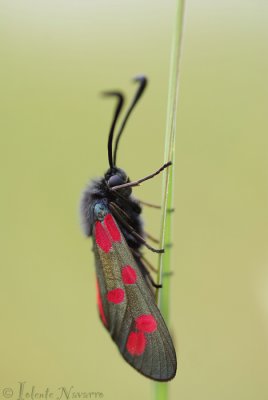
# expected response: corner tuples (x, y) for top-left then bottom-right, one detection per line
(154, 0), (185, 399)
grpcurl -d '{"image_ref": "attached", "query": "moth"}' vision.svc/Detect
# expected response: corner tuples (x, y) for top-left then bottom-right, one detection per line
(80, 76), (177, 381)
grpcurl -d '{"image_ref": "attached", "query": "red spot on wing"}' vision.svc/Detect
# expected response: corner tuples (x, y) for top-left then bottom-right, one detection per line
(104, 214), (121, 242)
(95, 221), (112, 253)
(135, 314), (157, 333)
(122, 265), (137, 284)
(126, 331), (146, 356)
(96, 280), (108, 327)
(107, 288), (125, 304)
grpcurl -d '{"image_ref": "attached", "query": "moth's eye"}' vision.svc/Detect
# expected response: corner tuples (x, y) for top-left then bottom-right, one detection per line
(108, 175), (124, 188)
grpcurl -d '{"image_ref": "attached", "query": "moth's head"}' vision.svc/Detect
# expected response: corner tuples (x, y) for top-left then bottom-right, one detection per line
(105, 167), (130, 194)
(105, 167), (127, 186)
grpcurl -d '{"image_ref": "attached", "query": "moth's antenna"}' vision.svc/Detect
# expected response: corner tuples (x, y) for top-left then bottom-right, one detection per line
(103, 91), (124, 169)
(113, 76), (147, 166)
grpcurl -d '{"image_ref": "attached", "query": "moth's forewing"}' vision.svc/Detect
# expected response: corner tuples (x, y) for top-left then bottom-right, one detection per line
(92, 205), (177, 381)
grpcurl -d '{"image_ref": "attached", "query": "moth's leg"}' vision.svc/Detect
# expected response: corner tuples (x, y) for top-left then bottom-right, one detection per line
(112, 188), (173, 215)
(110, 202), (169, 244)
(140, 254), (158, 273)
(143, 264), (173, 287)
(112, 189), (157, 212)
(138, 200), (175, 213)
(138, 200), (161, 209)
(112, 183), (175, 213)
(139, 262), (162, 289)
(132, 249), (173, 289)
(139, 251), (174, 278)
(145, 232), (160, 244)
(111, 201), (171, 248)
(147, 273), (162, 289)
(131, 249), (158, 273)
(145, 233), (174, 246)
(109, 203), (164, 254)
(110, 161), (172, 191)
(110, 190), (141, 214)
(110, 201), (131, 222)
(131, 250), (162, 289)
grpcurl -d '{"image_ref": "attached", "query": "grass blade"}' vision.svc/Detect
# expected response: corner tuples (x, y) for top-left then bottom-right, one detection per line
(154, 0), (185, 398)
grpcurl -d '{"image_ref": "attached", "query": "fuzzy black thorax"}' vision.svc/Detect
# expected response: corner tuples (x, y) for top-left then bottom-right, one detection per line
(81, 167), (144, 250)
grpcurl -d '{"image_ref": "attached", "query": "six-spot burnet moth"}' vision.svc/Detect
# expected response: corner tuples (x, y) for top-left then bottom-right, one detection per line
(80, 76), (177, 381)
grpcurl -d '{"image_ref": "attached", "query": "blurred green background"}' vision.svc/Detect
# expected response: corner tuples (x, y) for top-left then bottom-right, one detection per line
(1, 0), (268, 399)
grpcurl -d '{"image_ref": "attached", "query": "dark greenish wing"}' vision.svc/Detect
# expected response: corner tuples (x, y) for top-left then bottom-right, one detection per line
(92, 210), (177, 381)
